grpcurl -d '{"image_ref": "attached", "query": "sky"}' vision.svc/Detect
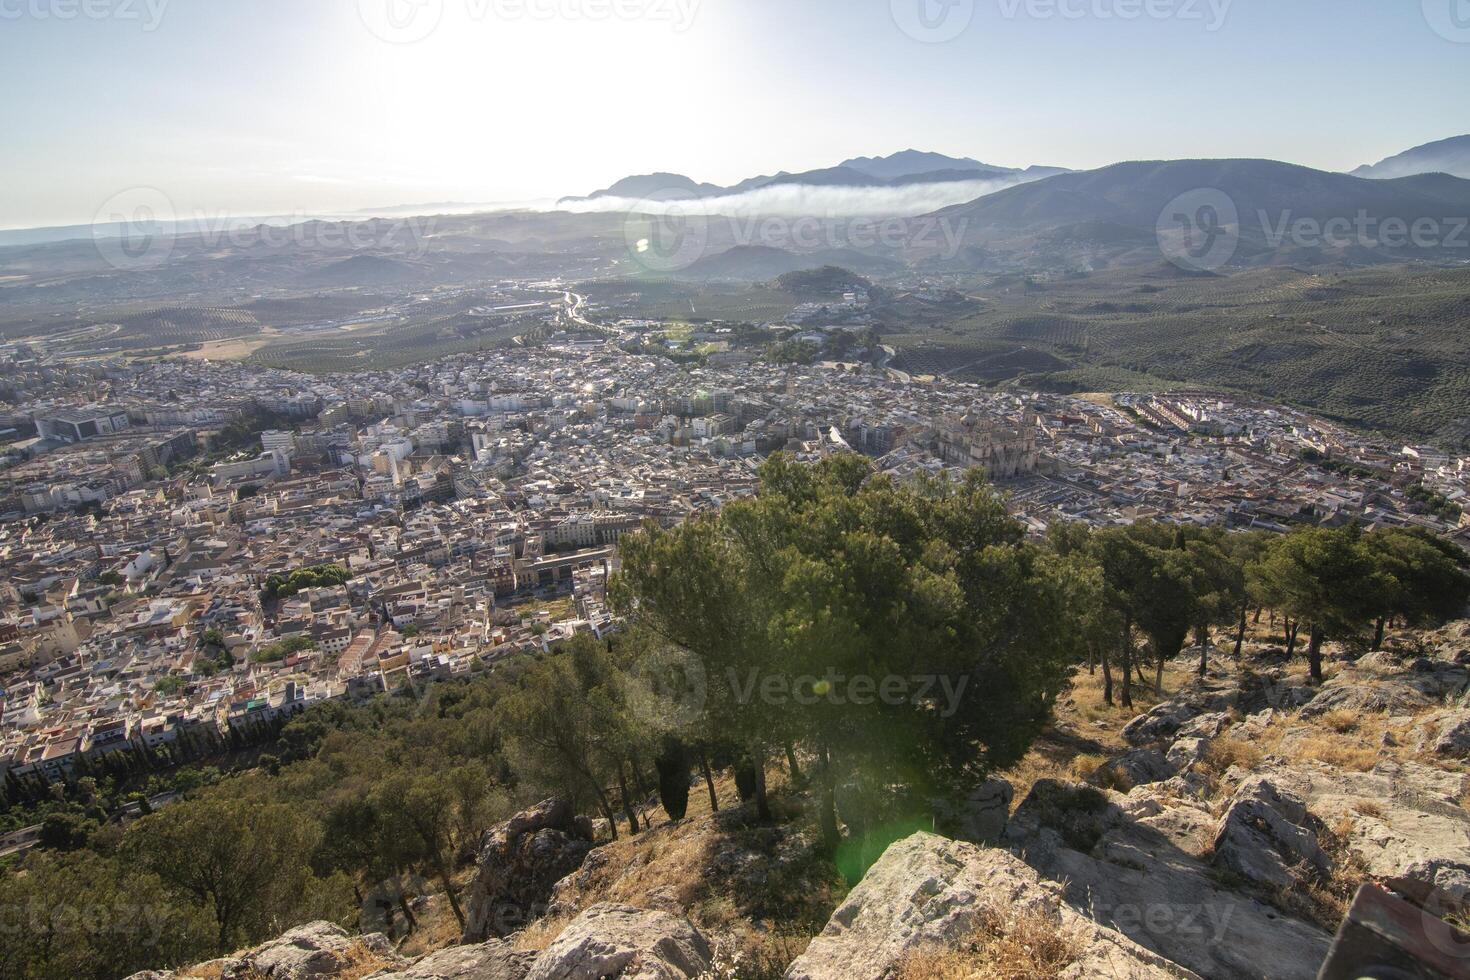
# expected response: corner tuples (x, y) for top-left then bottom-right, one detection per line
(1, 0), (1467, 230)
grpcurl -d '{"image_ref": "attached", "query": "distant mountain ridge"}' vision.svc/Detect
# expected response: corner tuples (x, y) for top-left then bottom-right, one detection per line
(559, 150), (1068, 204)
(927, 158), (1470, 269)
(1352, 135), (1470, 180)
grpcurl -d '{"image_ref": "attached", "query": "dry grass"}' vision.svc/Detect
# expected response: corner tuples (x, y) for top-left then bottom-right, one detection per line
(512, 912), (576, 953)
(337, 944), (401, 980)
(530, 765), (839, 975)
(396, 893), (466, 959)
(1189, 737), (1265, 800)
(1274, 816), (1369, 931)
(180, 963), (235, 980)
(895, 906), (1083, 980)
(1315, 709), (1360, 734)
(1293, 735), (1381, 773)
(181, 941), (394, 980)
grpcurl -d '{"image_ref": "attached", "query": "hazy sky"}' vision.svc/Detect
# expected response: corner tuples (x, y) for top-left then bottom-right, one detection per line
(1, 0), (1467, 229)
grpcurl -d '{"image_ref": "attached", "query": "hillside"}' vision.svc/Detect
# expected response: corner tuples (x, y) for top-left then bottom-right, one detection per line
(885, 263), (1470, 444)
(677, 246), (898, 281)
(121, 615), (1470, 980)
(927, 159), (1470, 269)
(1353, 135), (1470, 180)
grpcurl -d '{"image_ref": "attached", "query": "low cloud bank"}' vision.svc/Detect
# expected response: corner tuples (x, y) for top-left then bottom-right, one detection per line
(554, 176), (1033, 218)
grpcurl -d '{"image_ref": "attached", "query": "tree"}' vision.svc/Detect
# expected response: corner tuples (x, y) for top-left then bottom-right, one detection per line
(122, 796), (335, 950)
(1254, 526), (1387, 681)
(374, 773), (468, 931)
(1363, 528), (1470, 648)
(0, 850), (213, 980)
(616, 454), (1083, 858)
(37, 811), (96, 852)
(653, 735), (691, 822)
(496, 639), (627, 836)
(1181, 529), (1247, 677)
(1228, 531), (1273, 658)
(1089, 527), (1158, 708)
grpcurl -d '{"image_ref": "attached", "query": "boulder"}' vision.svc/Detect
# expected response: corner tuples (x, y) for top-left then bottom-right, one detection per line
(1104, 748), (1176, 788)
(1235, 673), (1315, 714)
(784, 832), (1194, 979)
(220, 922), (403, 979)
(1299, 659), (1468, 720)
(1009, 789), (1332, 979)
(1121, 689), (1234, 746)
(1425, 709), (1470, 758)
(933, 777), (1013, 844)
(1165, 736), (1210, 775)
(1175, 711), (1230, 740)
(462, 799), (598, 942)
(1223, 761), (1470, 913)
(1212, 778), (1331, 891)
(524, 903), (711, 980)
(367, 940), (534, 980)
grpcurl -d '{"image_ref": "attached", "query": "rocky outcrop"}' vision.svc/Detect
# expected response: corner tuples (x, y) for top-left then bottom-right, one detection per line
(525, 903), (711, 980)
(1104, 747), (1175, 787)
(462, 799), (598, 942)
(1235, 760), (1470, 912)
(1298, 657), (1467, 719)
(134, 922), (407, 980)
(1006, 780), (1332, 979)
(785, 832), (1195, 979)
(366, 939), (535, 980)
(1212, 777), (1331, 891)
(1121, 686), (1236, 746)
(1420, 708), (1470, 757)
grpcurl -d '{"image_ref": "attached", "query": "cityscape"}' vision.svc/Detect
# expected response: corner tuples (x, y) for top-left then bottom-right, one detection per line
(2, 295), (1467, 796)
(5, 2), (1470, 977)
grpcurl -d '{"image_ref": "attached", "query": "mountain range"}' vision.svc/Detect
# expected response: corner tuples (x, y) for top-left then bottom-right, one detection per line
(587, 140), (1470, 277)
(557, 150), (1069, 204)
(925, 157), (1470, 269)
(1353, 135), (1470, 180)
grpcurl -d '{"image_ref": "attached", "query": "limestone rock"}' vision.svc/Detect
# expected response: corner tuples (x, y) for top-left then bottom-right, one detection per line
(463, 799), (598, 942)
(1235, 672), (1315, 713)
(524, 903), (711, 980)
(1175, 711), (1230, 740)
(1005, 779), (1122, 854)
(1212, 778), (1330, 891)
(1105, 748), (1176, 787)
(784, 832), (1194, 980)
(1299, 659), (1467, 719)
(367, 940), (535, 980)
(1165, 736), (1210, 774)
(1425, 709), (1470, 757)
(221, 922), (403, 980)
(933, 777), (1013, 844)
(1009, 788), (1332, 979)
(1122, 689), (1234, 746)
(1244, 760), (1470, 911)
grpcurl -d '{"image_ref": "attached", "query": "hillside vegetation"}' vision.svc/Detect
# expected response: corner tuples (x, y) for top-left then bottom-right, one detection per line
(4, 457), (1469, 979)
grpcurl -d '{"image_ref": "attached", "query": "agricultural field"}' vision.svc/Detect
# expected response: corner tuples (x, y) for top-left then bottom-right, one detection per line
(885, 264), (1470, 444)
(577, 279), (798, 322)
